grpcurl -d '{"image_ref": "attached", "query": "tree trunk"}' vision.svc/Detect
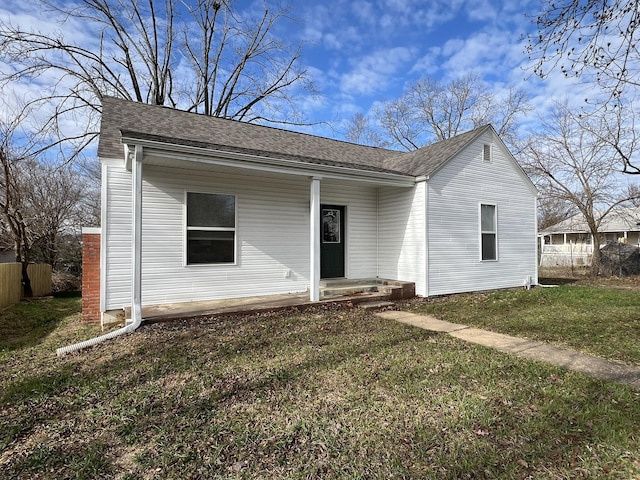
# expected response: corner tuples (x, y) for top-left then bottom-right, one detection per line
(21, 260), (33, 297)
(591, 234), (602, 277)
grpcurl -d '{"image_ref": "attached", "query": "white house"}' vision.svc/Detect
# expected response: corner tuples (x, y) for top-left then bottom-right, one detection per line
(539, 207), (640, 267)
(89, 97), (538, 325)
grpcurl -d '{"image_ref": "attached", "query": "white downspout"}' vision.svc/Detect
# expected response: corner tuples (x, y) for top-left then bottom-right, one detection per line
(57, 145), (144, 356)
(376, 187), (379, 278)
(423, 180), (429, 297)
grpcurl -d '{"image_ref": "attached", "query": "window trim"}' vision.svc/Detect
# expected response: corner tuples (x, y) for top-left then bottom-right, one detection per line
(479, 203), (498, 262)
(184, 191), (238, 266)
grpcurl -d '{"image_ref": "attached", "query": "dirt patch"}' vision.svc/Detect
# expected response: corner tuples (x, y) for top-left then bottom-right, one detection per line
(539, 267), (640, 291)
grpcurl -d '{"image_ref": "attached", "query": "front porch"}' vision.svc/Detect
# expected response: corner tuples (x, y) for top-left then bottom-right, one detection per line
(120, 278), (415, 324)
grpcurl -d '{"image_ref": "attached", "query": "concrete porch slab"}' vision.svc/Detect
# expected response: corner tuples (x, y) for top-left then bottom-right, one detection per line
(130, 290), (392, 323)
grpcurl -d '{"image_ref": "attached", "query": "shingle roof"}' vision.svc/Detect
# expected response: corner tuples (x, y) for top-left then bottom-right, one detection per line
(384, 125), (492, 176)
(98, 96), (490, 177)
(540, 207), (640, 234)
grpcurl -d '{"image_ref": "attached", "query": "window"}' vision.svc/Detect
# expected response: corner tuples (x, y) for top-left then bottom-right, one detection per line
(483, 143), (492, 162)
(480, 204), (497, 261)
(186, 192), (236, 264)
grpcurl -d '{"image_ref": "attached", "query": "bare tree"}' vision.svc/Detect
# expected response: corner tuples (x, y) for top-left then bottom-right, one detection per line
(373, 74), (530, 151)
(0, 108), (37, 296)
(21, 160), (88, 268)
(522, 101), (640, 275)
(537, 196), (577, 231)
(581, 103), (640, 175)
(0, 99), (91, 295)
(344, 112), (388, 147)
(0, 0), (313, 159)
(527, 0), (640, 100)
(182, 0), (310, 123)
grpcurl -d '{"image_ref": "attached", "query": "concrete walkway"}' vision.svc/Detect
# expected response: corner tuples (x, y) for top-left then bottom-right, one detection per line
(376, 310), (640, 389)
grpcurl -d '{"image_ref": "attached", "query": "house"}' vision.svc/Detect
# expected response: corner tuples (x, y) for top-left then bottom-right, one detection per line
(0, 247), (15, 263)
(538, 207), (640, 267)
(87, 96), (538, 325)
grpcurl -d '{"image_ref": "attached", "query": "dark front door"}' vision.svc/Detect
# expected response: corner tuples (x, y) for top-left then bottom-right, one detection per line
(320, 205), (345, 278)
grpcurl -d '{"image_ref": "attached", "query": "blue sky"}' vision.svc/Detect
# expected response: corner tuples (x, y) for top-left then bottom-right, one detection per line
(269, 0), (594, 139)
(0, 0), (595, 145)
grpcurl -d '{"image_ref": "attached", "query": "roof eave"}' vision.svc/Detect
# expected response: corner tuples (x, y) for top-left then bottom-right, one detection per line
(120, 134), (416, 187)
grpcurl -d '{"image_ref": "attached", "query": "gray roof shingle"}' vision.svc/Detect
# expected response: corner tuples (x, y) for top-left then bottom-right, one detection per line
(384, 125), (491, 176)
(540, 207), (640, 235)
(98, 96), (490, 177)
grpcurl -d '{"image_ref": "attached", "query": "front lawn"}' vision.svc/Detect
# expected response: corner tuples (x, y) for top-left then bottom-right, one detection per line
(1, 292), (639, 479)
(407, 283), (640, 366)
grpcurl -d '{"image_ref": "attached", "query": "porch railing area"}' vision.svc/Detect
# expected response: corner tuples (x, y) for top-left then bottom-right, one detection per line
(539, 243), (593, 268)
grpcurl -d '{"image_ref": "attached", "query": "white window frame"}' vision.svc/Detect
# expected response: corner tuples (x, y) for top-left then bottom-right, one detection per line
(480, 203), (498, 261)
(185, 191), (238, 266)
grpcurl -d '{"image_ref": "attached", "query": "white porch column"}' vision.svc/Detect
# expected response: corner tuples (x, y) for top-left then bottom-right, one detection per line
(131, 145), (143, 323)
(310, 177), (321, 301)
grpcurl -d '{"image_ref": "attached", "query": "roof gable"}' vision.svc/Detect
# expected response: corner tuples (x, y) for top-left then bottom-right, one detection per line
(384, 125), (491, 177)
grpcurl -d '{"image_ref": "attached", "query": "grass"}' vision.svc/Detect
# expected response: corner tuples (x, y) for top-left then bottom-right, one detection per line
(407, 282), (640, 366)
(0, 291), (84, 352)
(1, 288), (640, 479)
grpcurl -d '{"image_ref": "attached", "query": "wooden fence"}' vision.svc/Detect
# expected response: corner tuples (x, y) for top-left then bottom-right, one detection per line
(0, 263), (52, 309)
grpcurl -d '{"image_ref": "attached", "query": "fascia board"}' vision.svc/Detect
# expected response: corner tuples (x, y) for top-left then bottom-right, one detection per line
(121, 135), (416, 187)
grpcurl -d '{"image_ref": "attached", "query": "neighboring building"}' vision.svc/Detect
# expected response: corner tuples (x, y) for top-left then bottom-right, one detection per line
(0, 248), (15, 263)
(538, 207), (640, 267)
(87, 97), (538, 325)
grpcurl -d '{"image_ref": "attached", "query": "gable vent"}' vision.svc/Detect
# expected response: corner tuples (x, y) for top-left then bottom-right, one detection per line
(483, 143), (492, 162)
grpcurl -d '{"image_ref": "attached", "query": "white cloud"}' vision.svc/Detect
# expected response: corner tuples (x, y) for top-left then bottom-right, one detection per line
(465, 0), (498, 21)
(340, 47), (414, 96)
(411, 0), (466, 29)
(351, 1), (377, 26)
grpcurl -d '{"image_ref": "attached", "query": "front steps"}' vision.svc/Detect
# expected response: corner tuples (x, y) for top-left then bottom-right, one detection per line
(320, 278), (415, 300)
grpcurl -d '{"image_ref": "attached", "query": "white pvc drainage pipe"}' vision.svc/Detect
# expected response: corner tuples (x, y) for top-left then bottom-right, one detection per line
(57, 144), (145, 356)
(56, 315), (142, 356)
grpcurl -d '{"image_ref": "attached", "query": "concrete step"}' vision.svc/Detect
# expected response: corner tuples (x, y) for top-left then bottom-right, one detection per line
(320, 284), (380, 297)
(320, 278), (382, 287)
(320, 278), (415, 300)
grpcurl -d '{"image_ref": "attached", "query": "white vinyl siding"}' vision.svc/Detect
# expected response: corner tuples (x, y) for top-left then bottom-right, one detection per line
(426, 130), (537, 296)
(102, 159), (133, 310)
(103, 164), (311, 309)
(101, 129), (536, 309)
(378, 183), (426, 296)
(103, 167), (385, 309)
